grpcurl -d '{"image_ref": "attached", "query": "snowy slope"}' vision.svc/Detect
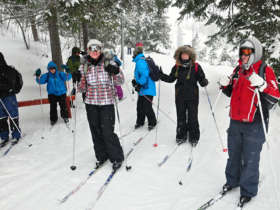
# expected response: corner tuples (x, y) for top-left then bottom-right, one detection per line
(0, 32), (280, 210)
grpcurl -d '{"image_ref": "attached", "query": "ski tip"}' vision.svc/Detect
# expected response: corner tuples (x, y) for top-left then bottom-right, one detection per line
(153, 143), (158, 147)
(223, 148), (228, 152)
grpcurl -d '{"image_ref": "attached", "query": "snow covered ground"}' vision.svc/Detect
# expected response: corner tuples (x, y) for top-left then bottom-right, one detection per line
(0, 29), (280, 210)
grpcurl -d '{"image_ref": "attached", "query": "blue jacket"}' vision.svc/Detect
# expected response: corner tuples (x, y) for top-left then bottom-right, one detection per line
(36, 61), (72, 96)
(133, 53), (156, 96)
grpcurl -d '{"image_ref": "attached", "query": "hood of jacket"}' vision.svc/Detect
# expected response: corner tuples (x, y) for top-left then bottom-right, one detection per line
(173, 45), (196, 65)
(47, 61), (58, 72)
(239, 36), (263, 65)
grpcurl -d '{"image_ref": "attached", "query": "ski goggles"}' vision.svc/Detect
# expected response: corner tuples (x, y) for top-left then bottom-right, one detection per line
(240, 48), (254, 56)
(88, 44), (102, 52)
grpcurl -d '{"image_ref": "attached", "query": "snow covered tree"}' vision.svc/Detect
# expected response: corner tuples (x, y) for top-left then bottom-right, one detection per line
(172, 0), (280, 73)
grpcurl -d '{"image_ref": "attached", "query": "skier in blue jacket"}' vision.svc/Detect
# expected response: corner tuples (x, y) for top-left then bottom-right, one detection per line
(35, 61), (72, 125)
(132, 43), (157, 130)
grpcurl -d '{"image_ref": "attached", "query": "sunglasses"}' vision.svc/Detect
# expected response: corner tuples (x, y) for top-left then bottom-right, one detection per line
(240, 48), (254, 56)
(88, 45), (101, 52)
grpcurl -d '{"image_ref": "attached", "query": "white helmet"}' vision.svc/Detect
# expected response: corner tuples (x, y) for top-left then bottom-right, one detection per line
(87, 39), (103, 52)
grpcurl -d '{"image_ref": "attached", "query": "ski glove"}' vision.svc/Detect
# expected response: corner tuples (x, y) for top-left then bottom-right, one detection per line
(131, 79), (137, 87)
(199, 78), (209, 87)
(249, 72), (267, 92)
(134, 84), (142, 92)
(35, 68), (41, 77)
(105, 64), (120, 75)
(219, 75), (230, 86)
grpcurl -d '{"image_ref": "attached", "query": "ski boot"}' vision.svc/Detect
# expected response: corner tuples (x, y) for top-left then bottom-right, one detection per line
(112, 161), (122, 171)
(134, 123), (144, 129)
(222, 184), (233, 195)
(0, 139), (9, 148)
(237, 196), (251, 207)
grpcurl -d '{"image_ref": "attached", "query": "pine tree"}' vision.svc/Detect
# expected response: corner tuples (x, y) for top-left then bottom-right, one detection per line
(172, 0), (280, 73)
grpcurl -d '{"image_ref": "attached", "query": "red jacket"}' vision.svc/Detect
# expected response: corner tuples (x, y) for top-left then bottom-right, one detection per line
(226, 60), (280, 122)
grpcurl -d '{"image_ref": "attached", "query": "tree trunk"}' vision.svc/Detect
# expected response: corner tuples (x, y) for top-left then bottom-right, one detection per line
(82, 20), (88, 51)
(30, 16), (39, 41)
(47, 0), (63, 70)
(7, 7), (29, 49)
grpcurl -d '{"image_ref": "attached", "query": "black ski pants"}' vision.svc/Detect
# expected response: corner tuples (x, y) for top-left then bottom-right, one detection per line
(175, 97), (200, 142)
(136, 95), (157, 126)
(85, 104), (124, 163)
(48, 94), (68, 122)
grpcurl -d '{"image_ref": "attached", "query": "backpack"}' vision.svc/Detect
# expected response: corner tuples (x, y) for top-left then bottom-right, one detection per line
(233, 62), (279, 110)
(145, 56), (160, 81)
(13, 69), (23, 94)
(8, 66), (23, 94)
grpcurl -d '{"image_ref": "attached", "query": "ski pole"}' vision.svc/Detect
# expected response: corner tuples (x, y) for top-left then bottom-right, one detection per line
(111, 76), (122, 137)
(178, 146), (193, 185)
(153, 79), (161, 147)
(140, 91), (176, 125)
(38, 83), (45, 140)
(70, 82), (77, 171)
(201, 89), (222, 134)
(66, 74), (74, 110)
(255, 89), (269, 149)
(256, 89), (280, 208)
(204, 87), (227, 152)
(0, 98), (32, 147)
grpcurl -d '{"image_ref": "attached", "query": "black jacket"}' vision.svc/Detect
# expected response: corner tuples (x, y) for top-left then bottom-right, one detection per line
(160, 63), (207, 101)
(0, 64), (22, 98)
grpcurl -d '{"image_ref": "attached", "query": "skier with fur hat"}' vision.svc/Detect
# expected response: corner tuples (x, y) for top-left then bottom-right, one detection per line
(159, 45), (208, 146)
(219, 36), (280, 206)
(35, 61), (72, 125)
(78, 39), (124, 171)
(132, 42), (157, 131)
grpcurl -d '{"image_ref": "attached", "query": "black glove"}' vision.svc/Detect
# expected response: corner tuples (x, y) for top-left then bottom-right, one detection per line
(135, 84), (142, 92)
(35, 68), (41, 77)
(199, 78), (209, 87)
(131, 79), (137, 87)
(105, 64), (119, 75)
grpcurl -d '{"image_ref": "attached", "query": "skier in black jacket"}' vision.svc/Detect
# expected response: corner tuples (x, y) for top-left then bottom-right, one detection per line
(160, 45), (208, 146)
(0, 52), (23, 147)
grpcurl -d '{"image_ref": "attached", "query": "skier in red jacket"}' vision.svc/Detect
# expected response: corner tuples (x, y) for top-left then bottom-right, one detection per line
(219, 36), (280, 207)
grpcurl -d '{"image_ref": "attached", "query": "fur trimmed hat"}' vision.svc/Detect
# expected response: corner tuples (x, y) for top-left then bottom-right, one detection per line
(173, 45), (196, 65)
